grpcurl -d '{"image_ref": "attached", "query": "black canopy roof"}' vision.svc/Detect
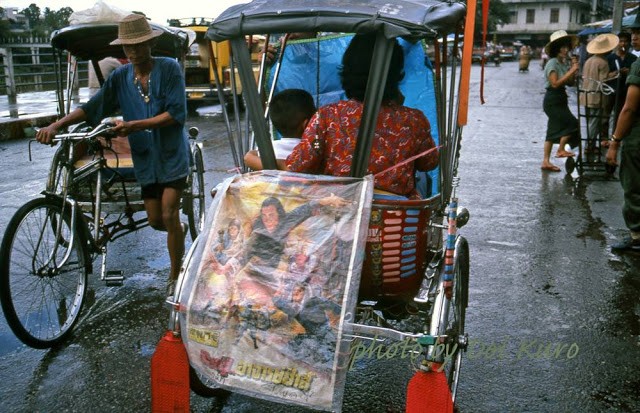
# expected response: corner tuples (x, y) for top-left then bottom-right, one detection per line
(51, 23), (190, 61)
(207, 0), (467, 41)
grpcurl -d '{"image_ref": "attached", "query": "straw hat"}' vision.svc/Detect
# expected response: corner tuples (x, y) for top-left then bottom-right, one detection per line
(544, 30), (578, 55)
(586, 33), (619, 55)
(109, 14), (163, 45)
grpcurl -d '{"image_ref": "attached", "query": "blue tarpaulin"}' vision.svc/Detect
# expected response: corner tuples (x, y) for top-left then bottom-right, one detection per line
(579, 13), (638, 36)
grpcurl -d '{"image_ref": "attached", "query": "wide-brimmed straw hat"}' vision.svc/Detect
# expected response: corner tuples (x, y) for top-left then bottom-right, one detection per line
(586, 33), (619, 55)
(109, 14), (163, 46)
(544, 30), (578, 55)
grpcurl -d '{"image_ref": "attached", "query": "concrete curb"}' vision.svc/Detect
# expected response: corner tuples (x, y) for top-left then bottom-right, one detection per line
(0, 113), (59, 141)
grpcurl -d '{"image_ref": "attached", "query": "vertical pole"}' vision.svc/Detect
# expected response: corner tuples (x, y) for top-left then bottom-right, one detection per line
(2, 47), (17, 105)
(31, 45), (43, 91)
(230, 37), (276, 170)
(351, 33), (393, 178)
(612, 0), (624, 34)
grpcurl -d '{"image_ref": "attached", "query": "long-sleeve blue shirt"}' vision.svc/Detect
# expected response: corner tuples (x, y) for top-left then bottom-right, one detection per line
(81, 57), (190, 186)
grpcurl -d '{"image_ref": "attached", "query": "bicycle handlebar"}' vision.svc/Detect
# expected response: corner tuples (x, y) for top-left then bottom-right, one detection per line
(51, 122), (117, 144)
(29, 122), (118, 162)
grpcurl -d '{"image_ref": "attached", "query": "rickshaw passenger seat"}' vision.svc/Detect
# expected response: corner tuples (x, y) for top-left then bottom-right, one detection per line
(359, 197), (437, 301)
(73, 135), (136, 181)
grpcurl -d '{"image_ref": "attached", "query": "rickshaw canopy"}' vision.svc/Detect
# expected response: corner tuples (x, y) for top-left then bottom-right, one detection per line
(207, 0), (466, 41)
(206, 0), (467, 182)
(50, 22), (190, 60)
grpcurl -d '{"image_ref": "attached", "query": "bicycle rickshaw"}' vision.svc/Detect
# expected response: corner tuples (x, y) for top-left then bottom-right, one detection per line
(0, 19), (206, 349)
(154, 1), (476, 412)
(568, 75), (617, 176)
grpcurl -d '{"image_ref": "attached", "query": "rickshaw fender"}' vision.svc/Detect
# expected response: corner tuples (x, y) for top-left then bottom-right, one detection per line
(41, 192), (93, 273)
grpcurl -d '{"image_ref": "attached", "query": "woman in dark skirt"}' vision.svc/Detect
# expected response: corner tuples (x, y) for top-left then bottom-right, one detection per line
(542, 30), (581, 172)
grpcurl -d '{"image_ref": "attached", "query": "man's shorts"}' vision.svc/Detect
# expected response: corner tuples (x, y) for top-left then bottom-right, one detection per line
(141, 177), (188, 200)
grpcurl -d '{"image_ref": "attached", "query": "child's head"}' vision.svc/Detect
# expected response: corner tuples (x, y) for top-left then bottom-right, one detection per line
(269, 89), (316, 138)
(228, 218), (241, 238)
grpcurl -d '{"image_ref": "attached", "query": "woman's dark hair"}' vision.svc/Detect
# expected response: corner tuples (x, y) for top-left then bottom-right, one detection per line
(549, 38), (573, 58)
(339, 33), (405, 102)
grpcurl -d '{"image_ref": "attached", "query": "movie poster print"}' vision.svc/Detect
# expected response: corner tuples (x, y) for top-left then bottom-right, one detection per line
(182, 171), (373, 412)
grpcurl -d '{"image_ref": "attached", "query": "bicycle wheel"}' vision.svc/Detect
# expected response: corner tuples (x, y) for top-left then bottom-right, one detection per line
(0, 197), (88, 348)
(185, 144), (205, 241)
(442, 236), (469, 401)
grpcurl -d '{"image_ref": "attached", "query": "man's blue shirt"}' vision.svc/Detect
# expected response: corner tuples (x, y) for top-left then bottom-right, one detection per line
(81, 57), (190, 186)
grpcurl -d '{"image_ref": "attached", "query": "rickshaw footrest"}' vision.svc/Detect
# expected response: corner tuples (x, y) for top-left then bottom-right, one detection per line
(105, 270), (124, 286)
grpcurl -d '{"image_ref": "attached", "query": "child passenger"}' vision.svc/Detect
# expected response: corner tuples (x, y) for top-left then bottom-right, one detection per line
(244, 89), (316, 170)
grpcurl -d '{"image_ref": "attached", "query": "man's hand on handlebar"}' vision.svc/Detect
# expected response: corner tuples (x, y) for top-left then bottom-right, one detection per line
(35, 125), (60, 145)
(112, 120), (133, 136)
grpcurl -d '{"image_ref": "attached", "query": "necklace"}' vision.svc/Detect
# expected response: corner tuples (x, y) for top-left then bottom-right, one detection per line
(134, 74), (151, 103)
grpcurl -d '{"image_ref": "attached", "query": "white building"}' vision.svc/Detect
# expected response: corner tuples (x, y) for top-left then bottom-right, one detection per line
(496, 0), (615, 48)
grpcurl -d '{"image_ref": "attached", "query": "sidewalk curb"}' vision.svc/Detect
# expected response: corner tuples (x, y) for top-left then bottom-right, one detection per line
(0, 113), (59, 141)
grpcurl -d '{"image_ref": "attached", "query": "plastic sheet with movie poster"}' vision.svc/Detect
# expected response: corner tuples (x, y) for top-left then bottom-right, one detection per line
(178, 170), (373, 412)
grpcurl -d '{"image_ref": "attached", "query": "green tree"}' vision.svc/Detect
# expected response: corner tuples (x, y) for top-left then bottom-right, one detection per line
(474, 0), (511, 42)
(21, 3), (41, 30)
(43, 7), (73, 30)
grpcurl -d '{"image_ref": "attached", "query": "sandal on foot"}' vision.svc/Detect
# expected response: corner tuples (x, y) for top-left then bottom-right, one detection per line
(541, 165), (561, 172)
(555, 151), (575, 158)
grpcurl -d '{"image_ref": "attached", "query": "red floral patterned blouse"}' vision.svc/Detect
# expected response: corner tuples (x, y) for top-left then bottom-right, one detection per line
(285, 99), (438, 196)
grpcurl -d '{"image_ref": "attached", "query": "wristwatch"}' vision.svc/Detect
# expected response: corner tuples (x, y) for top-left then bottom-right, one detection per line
(610, 134), (622, 143)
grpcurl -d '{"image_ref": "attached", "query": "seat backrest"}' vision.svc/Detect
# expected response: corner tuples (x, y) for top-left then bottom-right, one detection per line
(73, 135), (133, 169)
(359, 196), (438, 301)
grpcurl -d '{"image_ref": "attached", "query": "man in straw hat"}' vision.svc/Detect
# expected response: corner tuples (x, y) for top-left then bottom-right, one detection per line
(579, 33), (619, 153)
(541, 30), (580, 172)
(36, 13), (191, 290)
(607, 22), (640, 252)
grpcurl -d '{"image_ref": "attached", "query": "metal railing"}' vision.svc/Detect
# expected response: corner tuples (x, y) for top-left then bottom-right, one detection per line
(0, 41), (88, 103)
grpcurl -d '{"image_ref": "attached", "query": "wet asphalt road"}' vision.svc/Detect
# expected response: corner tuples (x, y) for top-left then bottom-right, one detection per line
(0, 59), (639, 412)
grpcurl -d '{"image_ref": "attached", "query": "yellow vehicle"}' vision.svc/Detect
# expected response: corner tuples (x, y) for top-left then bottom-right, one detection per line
(169, 18), (263, 112)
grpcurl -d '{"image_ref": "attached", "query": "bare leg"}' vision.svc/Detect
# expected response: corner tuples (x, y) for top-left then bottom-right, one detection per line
(541, 141), (561, 171)
(556, 135), (574, 157)
(144, 188), (185, 280)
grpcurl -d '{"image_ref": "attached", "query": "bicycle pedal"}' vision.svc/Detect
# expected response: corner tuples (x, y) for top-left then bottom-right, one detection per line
(105, 270), (124, 286)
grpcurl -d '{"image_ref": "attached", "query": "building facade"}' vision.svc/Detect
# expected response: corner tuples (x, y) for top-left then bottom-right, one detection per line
(496, 0), (615, 48)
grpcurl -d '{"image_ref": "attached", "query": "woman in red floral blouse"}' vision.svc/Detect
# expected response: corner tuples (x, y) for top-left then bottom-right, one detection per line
(285, 33), (438, 198)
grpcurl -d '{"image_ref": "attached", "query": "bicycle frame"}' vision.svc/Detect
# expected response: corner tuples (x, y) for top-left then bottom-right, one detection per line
(36, 125), (146, 277)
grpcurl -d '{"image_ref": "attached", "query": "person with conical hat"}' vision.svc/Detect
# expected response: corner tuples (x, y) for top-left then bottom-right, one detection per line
(607, 20), (640, 252)
(35, 14), (191, 291)
(580, 33), (619, 154)
(541, 30), (580, 172)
